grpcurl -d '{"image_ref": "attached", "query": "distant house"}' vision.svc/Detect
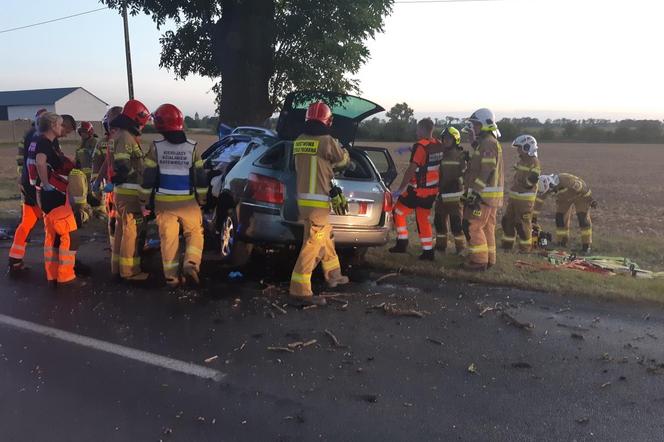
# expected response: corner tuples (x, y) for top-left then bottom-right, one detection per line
(0, 87), (108, 121)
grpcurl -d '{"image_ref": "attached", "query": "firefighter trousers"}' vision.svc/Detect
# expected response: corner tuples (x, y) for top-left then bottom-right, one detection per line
(113, 196), (146, 278)
(290, 212), (343, 297)
(155, 202), (204, 283)
(464, 205), (497, 266)
(555, 197), (592, 247)
(433, 198), (465, 252)
(43, 206), (78, 283)
(501, 198), (535, 251)
(9, 203), (42, 262)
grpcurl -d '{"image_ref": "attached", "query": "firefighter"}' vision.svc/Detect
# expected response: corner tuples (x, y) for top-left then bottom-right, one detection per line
(535, 173), (597, 254)
(107, 100), (151, 281)
(433, 127), (467, 254)
(140, 104), (208, 288)
(501, 134), (541, 252)
(461, 108), (504, 271)
(91, 106), (124, 245)
(75, 122), (98, 182)
(389, 118), (444, 261)
(289, 101), (351, 305)
(34, 112), (80, 287)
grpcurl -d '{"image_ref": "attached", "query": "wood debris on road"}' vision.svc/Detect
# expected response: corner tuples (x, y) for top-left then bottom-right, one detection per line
(324, 329), (348, 348)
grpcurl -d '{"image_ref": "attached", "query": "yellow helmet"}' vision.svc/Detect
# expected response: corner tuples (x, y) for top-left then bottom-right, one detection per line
(441, 127), (461, 145)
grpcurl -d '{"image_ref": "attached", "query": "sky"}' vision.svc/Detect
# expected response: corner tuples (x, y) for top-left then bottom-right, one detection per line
(0, 0), (662, 120)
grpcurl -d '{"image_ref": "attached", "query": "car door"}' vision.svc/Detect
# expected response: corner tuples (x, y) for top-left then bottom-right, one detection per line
(354, 146), (398, 188)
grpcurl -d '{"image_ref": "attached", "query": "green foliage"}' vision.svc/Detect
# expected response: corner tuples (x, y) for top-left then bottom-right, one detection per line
(385, 102), (414, 122)
(101, 0), (394, 123)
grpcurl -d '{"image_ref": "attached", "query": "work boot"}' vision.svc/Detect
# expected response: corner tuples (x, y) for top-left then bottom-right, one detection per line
(58, 278), (88, 290)
(419, 249), (435, 261)
(389, 239), (408, 254)
(124, 272), (150, 282)
(7, 260), (30, 278)
(165, 276), (183, 289)
(462, 262), (488, 272)
(327, 275), (350, 288)
(183, 267), (201, 286)
(74, 260), (92, 277)
(288, 294), (327, 307)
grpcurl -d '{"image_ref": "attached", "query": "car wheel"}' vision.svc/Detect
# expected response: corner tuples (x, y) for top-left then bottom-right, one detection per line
(217, 209), (253, 267)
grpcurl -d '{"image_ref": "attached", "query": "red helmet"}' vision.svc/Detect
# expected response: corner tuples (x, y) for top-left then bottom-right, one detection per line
(122, 99), (151, 129)
(78, 121), (94, 136)
(152, 103), (184, 132)
(305, 102), (333, 127)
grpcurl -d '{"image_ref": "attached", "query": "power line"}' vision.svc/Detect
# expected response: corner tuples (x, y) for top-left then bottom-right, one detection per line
(0, 7), (109, 34)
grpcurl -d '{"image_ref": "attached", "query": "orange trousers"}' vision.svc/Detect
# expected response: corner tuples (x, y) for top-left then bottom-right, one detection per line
(43, 206), (78, 283)
(9, 204), (42, 261)
(464, 205), (497, 266)
(393, 201), (433, 251)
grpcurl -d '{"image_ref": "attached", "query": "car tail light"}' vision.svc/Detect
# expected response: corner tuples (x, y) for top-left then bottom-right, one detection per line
(358, 201), (369, 215)
(383, 191), (393, 212)
(247, 173), (284, 204)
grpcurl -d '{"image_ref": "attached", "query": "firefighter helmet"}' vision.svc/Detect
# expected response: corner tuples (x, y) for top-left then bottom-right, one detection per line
(78, 121), (94, 136)
(121, 99), (151, 129)
(153, 103), (184, 132)
(441, 127), (461, 145)
(538, 174), (559, 194)
(512, 134), (538, 157)
(468, 108), (499, 133)
(305, 102), (333, 127)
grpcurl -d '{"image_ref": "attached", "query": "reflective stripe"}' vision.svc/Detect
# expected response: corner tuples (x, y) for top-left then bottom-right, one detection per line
(509, 192), (537, 202)
(427, 165), (439, 172)
(474, 178), (486, 187)
(322, 258), (341, 272)
(163, 261), (179, 270)
(519, 239), (532, 245)
(114, 153), (130, 160)
(396, 226), (407, 232)
(194, 160), (204, 167)
(155, 194), (195, 202)
(196, 188), (208, 194)
(291, 272), (311, 284)
(468, 244), (489, 254)
(115, 187), (139, 196)
(581, 228), (592, 235)
(298, 199), (329, 209)
(502, 236), (516, 242)
(118, 183), (141, 190)
(309, 156), (317, 194)
(420, 237), (433, 242)
(515, 165), (540, 173)
(481, 186), (504, 198)
(556, 230), (569, 236)
(441, 161), (461, 166)
(138, 187), (153, 195)
(426, 180), (439, 187)
(481, 158), (496, 165)
(12, 244), (26, 251)
(298, 193), (329, 202)
(394, 207), (404, 216)
(119, 256), (140, 266)
(557, 188), (569, 194)
(73, 196), (87, 204)
(488, 246), (496, 253)
(144, 158), (157, 167)
(185, 245), (203, 257)
(397, 234), (408, 239)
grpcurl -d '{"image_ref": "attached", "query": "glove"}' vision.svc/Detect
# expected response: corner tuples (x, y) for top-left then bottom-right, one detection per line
(391, 188), (405, 203)
(463, 189), (480, 207)
(590, 200), (598, 209)
(527, 172), (540, 188)
(103, 183), (114, 193)
(41, 183), (56, 192)
(396, 146), (411, 156)
(329, 185), (349, 216)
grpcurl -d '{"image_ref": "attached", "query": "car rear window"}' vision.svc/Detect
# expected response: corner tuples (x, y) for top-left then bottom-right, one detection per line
(254, 143), (286, 170)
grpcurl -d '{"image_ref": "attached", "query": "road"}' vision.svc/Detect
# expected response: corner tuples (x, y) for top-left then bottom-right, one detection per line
(1, 228), (663, 441)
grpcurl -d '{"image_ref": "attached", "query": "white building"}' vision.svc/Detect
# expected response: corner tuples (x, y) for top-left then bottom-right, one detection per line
(0, 87), (108, 121)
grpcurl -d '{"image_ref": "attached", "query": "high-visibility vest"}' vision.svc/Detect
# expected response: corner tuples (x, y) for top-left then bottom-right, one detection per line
(410, 139), (443, 197)
(154, 139), (196, 196)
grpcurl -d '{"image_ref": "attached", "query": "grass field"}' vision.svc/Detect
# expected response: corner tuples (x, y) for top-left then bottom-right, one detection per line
(358, 141), (664, 301)
(1, 139), (663, 301)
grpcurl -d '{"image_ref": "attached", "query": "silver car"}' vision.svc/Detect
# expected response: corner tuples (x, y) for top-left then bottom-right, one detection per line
(203, 91), (397, 265)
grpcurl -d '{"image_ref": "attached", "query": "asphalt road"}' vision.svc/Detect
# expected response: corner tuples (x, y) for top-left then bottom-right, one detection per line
(1, 228), (664, 441)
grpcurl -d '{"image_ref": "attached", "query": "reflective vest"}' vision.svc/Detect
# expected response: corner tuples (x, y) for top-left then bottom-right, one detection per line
(26, 138), (39, 186)
(154, 139), (195, 197)
(409, 139), (443, 198)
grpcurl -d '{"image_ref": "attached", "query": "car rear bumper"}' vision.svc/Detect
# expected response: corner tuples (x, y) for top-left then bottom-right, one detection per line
(237, 202), (391, 248)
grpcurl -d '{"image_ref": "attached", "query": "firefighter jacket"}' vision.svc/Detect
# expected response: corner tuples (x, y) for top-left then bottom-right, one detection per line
(75, 136), (98, 180)
(92, 136), (112, 182)
(294, 134), (348, 211)
(509, 154), (541, 202)
(407, 138), (444, 198)
(464, 133), (504, 208)
(68, 168), (92, 224)
(534, 173), (591, 214)
(110, 130), (144, 198)
(438, 145), (467, 202)
(140, 138), (208, 209)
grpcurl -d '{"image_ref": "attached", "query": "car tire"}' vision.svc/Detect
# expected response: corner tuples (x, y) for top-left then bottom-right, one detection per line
(216, 208), (253, 267)
(339, 247), (368, 267)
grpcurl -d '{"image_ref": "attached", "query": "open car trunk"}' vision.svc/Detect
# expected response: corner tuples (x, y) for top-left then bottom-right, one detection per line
(276, 90), (385, 146)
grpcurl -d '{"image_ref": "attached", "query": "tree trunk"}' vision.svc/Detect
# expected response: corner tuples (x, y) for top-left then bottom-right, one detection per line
(212, 0), (275, 127)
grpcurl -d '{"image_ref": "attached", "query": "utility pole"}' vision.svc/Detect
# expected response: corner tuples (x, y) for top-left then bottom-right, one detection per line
(121, 3), (134, 99)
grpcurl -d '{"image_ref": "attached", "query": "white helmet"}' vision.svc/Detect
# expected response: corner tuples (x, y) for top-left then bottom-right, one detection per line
(467, 108), (500, 138)
(538, 174), (559, 194)
(512, 134), (539, 157)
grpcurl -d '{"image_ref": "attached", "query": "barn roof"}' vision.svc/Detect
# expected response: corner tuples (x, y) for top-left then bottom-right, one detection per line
(0, 87), (108, 106)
